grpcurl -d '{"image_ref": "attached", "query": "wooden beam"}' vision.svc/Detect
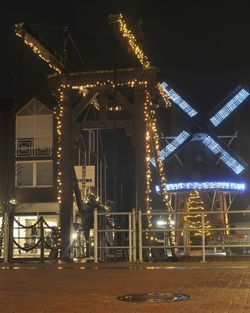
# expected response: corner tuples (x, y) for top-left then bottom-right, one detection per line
(74, 119), (133, 130)
(71, 89), (98, 122)
(59, 90), (73, 261)
(73, 168), (84, 213)
(105, 86), (134, 115)
(15, 23), (70, 73)
(48, 67), (159, 94)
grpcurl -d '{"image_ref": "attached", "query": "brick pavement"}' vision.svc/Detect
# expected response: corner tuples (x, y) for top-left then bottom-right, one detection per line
(1, 263), (250, 313)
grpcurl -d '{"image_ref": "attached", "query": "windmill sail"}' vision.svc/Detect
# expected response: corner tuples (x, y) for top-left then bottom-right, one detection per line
(209, 87), (249, 127)
(161, 82), (198, 118)
(151, 131), (191, 166)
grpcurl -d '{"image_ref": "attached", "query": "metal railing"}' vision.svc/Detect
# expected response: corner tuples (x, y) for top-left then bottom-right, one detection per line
(2, 209), (250, 263)
(93, 209), (136, 263)
(138, 210), (250, 262)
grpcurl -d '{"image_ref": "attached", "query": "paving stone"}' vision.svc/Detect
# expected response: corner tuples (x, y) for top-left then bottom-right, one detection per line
(1, 264), (250, 313)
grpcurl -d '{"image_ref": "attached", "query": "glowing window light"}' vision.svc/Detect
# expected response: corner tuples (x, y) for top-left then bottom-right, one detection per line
(151, 131), (190, 166)
(156, 220), (167, 226)
(202, 136), (245, 174)
(161, 82), (198, 117)
(210, 88), (250, 127)
(155, 182), (246, 192)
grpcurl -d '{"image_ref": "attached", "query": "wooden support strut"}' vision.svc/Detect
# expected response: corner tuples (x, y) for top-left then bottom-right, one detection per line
(48, 67), (159, 93)
(59, 89), (73, 261)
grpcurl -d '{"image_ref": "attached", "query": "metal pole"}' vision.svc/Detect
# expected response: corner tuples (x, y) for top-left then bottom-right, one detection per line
(96, 130), (99, 198)
(3, 212), (9, 264)
(201, 213), (206, 263)
(40, 217), (44, 263)
(138, 210), (143, 262)
(94, 208), (98, 263)
(132, 209), (137, 262)
(128, 213), (132, 262)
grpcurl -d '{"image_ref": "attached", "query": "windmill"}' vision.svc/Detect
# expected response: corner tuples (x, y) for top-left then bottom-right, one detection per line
(153, 83), (249, 256)
(152, 83), (249, 175)
(151, 82), (250, 175)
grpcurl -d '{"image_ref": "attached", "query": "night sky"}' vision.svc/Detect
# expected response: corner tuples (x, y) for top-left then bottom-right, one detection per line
(2, 1), (250, 209)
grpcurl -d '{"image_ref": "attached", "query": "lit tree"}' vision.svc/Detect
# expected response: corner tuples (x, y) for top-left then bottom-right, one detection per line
(184, 190), (211, 242)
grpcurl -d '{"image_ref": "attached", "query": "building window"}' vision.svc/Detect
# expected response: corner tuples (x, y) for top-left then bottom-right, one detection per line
(16, 161), (53, 187)
(16, 98), (53, 157)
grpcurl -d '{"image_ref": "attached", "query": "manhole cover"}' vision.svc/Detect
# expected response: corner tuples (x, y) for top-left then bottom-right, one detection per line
(117, 293), (191, 303)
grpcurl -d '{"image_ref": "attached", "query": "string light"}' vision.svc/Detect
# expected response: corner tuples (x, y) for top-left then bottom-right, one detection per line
(15, 26), (62, 74)
(0, 216), (5, 257)
(144, 90), (175, 244)
(157, 82), (171, 108)
(54, 86), (65, 204)
(144, 124), (153, 238)
(110, 14), (150, 68)
(71, 80), (148, 91)
(184, 190), (211, 239)
(83, 192), (110, 211)
(107, 106), (122, 111)
(110, 14), (171, 108)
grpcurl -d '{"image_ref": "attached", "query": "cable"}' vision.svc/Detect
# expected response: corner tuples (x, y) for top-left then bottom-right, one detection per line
(66, 29), (88, 70)
(27, 23), (62, 31)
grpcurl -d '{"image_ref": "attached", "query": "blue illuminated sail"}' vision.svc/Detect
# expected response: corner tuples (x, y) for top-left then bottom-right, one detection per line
(210, 88), (249, 127)
(161, 82), (198, 118)
(202, 135), (245, 174)
(151, 131), (190, 166)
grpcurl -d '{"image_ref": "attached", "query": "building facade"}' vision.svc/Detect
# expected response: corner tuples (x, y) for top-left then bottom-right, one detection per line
(0, 95), (107, 260)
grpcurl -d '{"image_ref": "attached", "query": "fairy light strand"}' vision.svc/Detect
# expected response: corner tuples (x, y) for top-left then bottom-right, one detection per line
(144, 107), (153, 239)
(54, 87), (65, 204)
(157, 82), (171, 108)
(111, 14), (150, 68)
(184, 190), (211, 238)
(144, 90), (175, 244)
(15, 29), (62, 74)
